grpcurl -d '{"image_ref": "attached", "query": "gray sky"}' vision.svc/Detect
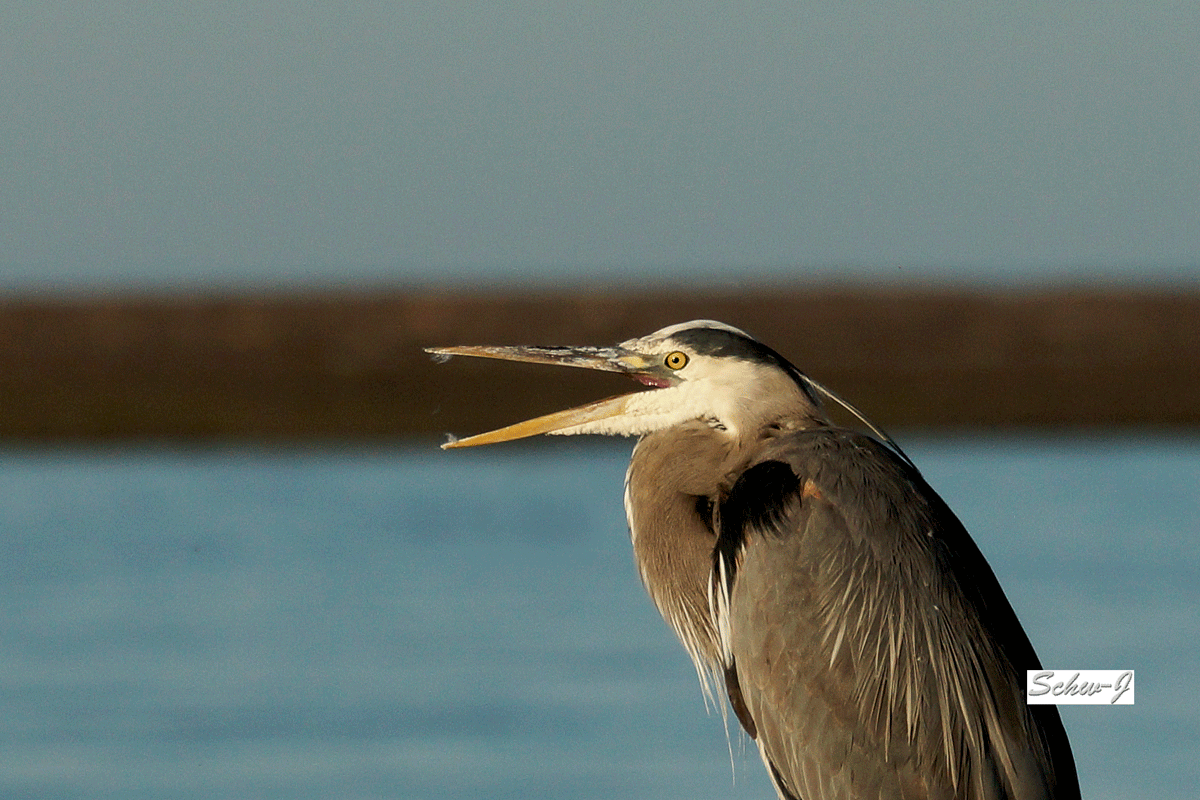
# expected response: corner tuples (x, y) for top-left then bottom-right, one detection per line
(3, 2), (1198, 291)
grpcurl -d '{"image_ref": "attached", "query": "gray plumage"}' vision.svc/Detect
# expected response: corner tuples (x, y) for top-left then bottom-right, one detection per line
(428, 320), (1080, 800)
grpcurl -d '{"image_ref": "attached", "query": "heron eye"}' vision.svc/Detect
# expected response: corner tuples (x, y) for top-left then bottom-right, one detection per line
(664, 351), (689, 370)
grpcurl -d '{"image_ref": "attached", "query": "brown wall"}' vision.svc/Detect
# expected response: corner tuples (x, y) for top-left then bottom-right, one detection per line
(1, 286), (1196, 442)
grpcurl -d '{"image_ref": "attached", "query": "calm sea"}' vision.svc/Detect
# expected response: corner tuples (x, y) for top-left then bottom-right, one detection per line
(1, 436), (1196, 799)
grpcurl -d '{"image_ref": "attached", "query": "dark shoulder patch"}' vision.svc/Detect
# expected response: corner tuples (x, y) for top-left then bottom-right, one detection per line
(712, 460), (802, 597)
(723, 460), (802, 536)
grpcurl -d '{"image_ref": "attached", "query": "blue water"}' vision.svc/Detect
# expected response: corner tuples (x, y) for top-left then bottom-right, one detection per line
(1, 437), (1196, 799)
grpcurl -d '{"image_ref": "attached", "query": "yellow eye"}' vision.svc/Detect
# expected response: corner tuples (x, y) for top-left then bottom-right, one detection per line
(664, 351), (689, 370)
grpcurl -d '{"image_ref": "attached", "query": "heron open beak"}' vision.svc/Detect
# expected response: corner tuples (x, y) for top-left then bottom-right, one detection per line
(424, 344), (657, 449)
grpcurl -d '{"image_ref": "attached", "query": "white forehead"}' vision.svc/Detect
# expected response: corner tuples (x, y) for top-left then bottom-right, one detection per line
(622, 319), (751, 350)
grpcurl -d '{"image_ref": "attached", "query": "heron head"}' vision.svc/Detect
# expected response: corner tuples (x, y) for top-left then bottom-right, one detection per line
(426, 320), (823, 449)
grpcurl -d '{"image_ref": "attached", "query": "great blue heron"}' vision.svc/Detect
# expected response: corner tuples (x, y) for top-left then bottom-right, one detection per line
(427, 320), (1079, 800)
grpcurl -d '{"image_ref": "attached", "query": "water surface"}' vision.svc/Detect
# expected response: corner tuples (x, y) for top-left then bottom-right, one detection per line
(1, 436), (1195, 799)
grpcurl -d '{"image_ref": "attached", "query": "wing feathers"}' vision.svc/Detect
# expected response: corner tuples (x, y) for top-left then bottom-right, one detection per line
(715, 428), (1078, 800)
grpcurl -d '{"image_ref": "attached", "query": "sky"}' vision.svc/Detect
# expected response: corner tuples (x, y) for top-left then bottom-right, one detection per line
(3, 1), (1198, 292)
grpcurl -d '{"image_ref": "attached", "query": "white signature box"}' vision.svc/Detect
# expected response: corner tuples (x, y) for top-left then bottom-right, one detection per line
(1026, 669), (1135, 705)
